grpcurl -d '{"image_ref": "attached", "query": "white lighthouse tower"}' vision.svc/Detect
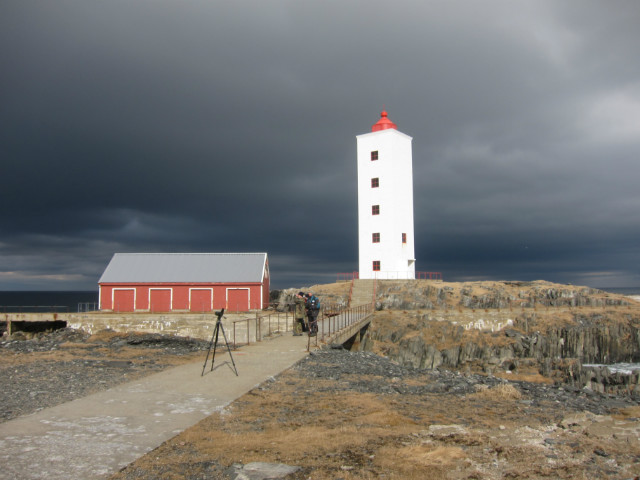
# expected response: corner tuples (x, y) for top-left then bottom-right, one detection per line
(356, 110), (415, 279)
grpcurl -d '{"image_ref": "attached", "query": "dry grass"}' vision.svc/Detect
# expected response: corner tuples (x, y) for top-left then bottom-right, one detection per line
(470, 383), (522, 400)
(494, 370), (553, 384)
(177, 388), (418, 468)
(376, 444), (467, 476)
(88, 330), (124, 342)
(613, 405), (640, 419)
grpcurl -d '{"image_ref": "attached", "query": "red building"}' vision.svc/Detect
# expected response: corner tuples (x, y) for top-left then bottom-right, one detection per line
(98, 253), (270, 313)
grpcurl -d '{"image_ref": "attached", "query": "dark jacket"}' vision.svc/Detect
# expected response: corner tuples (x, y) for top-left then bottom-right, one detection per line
(294, 296), (306, 319)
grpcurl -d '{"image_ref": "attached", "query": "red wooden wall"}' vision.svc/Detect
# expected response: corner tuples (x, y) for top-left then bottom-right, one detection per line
(99, 282), (266, 313)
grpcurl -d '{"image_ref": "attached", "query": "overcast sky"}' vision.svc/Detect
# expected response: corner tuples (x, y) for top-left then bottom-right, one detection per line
(1, 1), (639, 291)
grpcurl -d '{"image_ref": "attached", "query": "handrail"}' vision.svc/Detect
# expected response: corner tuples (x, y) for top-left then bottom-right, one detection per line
(319, 302), (374, 345)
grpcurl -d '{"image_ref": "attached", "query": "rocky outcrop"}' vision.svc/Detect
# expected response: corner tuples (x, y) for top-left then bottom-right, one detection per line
(371, 312), (639, 367)
(508, 318), (640, 364)
(373, 280), (632, 310)
(373, 319), (640, 395)
(361, 280), (640, 396)
(554, 361), (640, 396)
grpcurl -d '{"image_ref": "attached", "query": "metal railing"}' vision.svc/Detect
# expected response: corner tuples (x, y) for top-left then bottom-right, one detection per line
(371, 271), (442, 280)
(229, 309), (295, 348)
(337, 272), (359, 282)
(338, 271), (443, 281)
(77, 303), (99, 313)
(318, 303), (373, 342)
(416, 271), (443, 280)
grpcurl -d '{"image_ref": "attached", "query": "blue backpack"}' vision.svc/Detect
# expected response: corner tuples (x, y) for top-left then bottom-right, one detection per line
(308, 295), (320, 310)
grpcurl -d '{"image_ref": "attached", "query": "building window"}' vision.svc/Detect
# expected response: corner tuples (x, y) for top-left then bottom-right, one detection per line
(372, 205), (380, 215)
(371, 177), (379, 188)
(372, 233), (380, 243)
(371, 150), (378, 161)
(373, 260), (381, 271)
(402, 233), (407, 244)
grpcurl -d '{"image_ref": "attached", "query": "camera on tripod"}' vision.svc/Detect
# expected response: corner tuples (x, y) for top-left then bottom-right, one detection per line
(201, 308), (238, 376)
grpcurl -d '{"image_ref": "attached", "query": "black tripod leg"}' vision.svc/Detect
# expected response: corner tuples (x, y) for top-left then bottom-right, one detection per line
(210, 322), (221, 371)
(217, 322), (238, 376)
(201, 326), (217, 376)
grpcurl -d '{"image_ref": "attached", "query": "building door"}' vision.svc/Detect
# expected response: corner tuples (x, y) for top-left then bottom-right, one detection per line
(149, 289), (172, 312)
(113, 289), (135, 312)
(227, 288), (249, 312)
(190, 289), (213, 312)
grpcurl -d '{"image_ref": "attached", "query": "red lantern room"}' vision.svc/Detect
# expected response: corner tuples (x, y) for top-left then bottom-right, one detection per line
(371, 110), (398, 132)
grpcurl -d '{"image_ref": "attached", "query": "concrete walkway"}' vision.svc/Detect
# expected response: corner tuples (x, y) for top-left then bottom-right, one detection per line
(0, 333), (311, 480)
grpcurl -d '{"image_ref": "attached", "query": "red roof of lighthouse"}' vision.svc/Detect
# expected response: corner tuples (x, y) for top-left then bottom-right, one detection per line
(371, 110), (398, 132)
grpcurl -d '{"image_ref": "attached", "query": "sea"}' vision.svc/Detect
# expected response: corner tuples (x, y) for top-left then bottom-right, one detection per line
(0, 291), (99, 313)
(599, 286), (640, 297)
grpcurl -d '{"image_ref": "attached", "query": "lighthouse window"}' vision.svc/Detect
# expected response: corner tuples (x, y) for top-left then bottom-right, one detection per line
(371, 177), (379, 188)
(373, 261), (381, 271)
(402, 233), (407, 244)
(372, 205), (380, 215)
(372, 233), (380, 243)
(371, 151), (378, 161)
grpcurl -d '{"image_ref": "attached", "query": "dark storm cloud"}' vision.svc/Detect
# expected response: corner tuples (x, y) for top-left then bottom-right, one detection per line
(1, 1), (639, 290)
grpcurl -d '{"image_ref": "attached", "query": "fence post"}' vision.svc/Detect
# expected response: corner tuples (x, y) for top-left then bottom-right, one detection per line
(233, 322), (237, 349)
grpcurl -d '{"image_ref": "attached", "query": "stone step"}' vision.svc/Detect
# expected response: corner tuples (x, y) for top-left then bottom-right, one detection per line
(349, 280), (376, 307)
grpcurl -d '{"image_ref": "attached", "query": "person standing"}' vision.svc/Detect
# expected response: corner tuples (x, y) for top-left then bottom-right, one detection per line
(305, 292), (320, 336)
(293, 291), (306, 336)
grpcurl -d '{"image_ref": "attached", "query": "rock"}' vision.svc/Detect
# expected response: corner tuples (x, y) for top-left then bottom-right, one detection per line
(228, 462), (301, 480)
(559, 411), (601, 430)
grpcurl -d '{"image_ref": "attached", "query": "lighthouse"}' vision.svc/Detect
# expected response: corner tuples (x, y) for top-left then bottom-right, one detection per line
(356, 110), (416, 279)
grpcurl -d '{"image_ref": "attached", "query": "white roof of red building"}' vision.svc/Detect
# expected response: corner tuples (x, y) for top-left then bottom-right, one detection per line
(98, 253), (268, 283)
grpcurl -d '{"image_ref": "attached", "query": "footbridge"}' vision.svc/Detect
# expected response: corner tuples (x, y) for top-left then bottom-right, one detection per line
(314, 303), (374, 350)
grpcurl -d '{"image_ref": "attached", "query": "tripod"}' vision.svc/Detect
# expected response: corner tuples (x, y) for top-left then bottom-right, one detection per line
(201, 308), (238, 376)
